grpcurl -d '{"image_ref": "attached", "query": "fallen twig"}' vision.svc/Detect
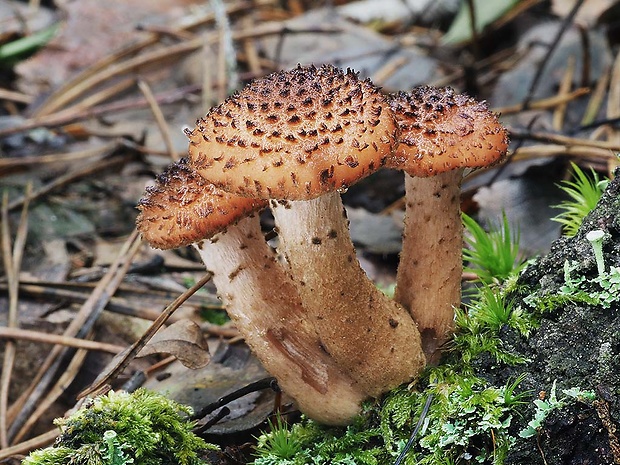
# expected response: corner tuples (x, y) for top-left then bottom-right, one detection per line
(137, 79), (179, 161)
(0, 185), (31, 448)
(8, 146), (133, 212)
(0, 429), (58, 462)
(8, 230), (142, 443)
(0, 327), (125, 353)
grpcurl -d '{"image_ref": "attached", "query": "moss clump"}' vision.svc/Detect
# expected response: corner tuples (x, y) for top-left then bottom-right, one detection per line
(23, 389), (216, 465)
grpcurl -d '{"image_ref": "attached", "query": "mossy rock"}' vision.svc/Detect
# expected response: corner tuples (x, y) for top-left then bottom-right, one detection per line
(474, 169), (620, 464)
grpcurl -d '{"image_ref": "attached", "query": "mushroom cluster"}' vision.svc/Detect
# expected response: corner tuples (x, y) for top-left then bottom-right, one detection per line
(137, 158), (365, 425)
(136, 65), (508, 425)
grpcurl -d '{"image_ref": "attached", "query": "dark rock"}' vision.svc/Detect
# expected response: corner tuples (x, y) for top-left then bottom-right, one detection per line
(476, 169), (620, 464)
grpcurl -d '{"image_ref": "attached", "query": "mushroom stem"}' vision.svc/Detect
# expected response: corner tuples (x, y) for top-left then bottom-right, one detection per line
(270, 193), (425, 396)
(394, 170), (463, 363)
(387, 86), (509, 364)
(194, 214), (365, 424)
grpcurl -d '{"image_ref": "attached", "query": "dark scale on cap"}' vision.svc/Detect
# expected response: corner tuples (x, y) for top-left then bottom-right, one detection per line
(387, 86), (509, 177)
(136, 158), (267, 249)
(344, 156), (359, 168)
(188, 64), (398, 200)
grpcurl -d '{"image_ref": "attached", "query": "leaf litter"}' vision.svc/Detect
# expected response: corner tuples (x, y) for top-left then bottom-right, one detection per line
(1, 0), (620, 462)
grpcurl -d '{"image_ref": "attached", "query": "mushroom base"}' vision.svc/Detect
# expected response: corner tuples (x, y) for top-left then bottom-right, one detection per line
(271, 193), (425, 397)
(194, 215), (365, 425)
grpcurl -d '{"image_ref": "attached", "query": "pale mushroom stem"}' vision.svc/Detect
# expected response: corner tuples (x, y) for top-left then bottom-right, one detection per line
(394, 170), (463, 363)
(193, 214), (365, 425)
(270, 193), (426, 397)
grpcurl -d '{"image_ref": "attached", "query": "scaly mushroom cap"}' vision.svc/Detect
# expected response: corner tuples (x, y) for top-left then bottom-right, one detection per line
(136, 158), (267, 249)
(186, 64), (397, 199)
(387, 87), (509, 176)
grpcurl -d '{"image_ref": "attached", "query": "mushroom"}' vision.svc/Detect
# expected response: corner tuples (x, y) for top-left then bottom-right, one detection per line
(386, 87), (509, 362)
(136, 158), (365, 425)
(187, 65), (425, 397)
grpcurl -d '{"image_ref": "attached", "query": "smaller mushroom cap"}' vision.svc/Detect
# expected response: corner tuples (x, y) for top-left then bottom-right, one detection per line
(186, 64), (397, 200)
(387, 87), (508, 176)
(136, 158), (267, 249)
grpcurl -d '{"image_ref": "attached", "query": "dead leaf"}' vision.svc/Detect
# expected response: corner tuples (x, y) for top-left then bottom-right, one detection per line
(0, 0), (56, 40)
(337, 0), (458, 25)
(473, 165), (566, 257)
(442, 0), (520, 44)
(138, 319), (210, 369)
(144, 342), (280, 435)
(15, 0), (200, 93)
(491, 21), (612, 107)
(551, 0), (617, 26)
(255, 9), (438, 92)
(348, 207), (403, 255)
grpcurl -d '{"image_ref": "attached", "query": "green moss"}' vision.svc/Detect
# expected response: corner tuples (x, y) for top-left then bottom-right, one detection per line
(199, 307), (230, 325)
(253, 415), (384, 465)
(462, 212), (526, 284)
(552, 163), (608, 237)
(23, 389), (216, 465)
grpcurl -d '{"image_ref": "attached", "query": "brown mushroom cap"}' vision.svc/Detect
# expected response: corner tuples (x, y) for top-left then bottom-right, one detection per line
(186, 64), (397, 200)
(136, 158), (267, 249)
(387, 87), (509, 176)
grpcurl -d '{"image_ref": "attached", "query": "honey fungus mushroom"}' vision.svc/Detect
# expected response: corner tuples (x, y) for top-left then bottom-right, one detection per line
(187, 65), (425, 397)
(387, 87), (509, 362)
(136, 158), (365, 425)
